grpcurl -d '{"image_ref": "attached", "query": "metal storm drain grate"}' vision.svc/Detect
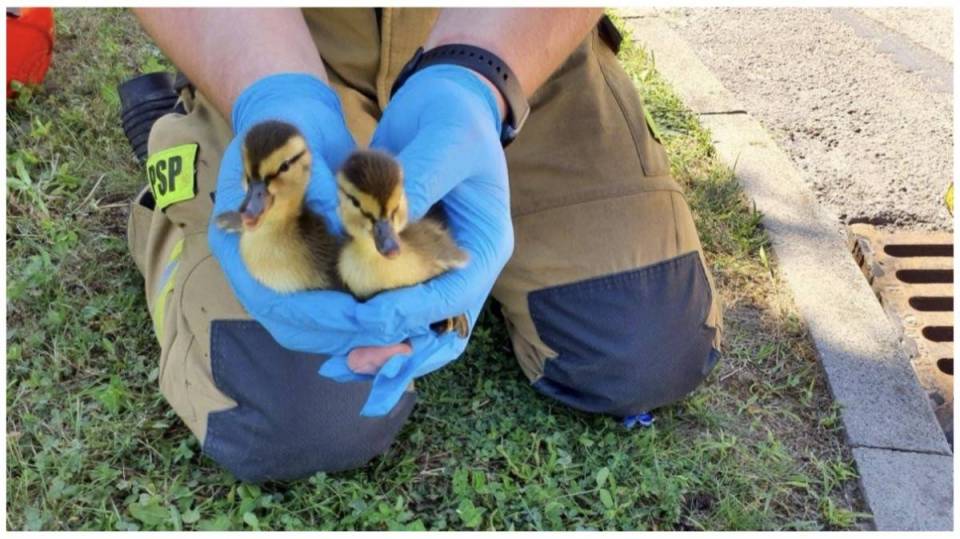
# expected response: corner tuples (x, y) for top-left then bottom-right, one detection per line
(849, 224), (954, 446)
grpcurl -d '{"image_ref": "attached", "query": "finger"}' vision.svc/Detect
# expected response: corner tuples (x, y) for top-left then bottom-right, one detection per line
(347, 342), (412, 375)
(264, 298), (413, 356)
(354, 272), (474, 336)
(377, 352), (408, 379)
(318, 356), (371, 383)
(358, 349), (418, 417)
(301, 114), (355, 227)
(357, 332), (466, 417)
(359, 381), (411, 417)
(259, 288), (372, 335)
(359, 364), (414, 418)
(306, 111), (356, 172)
(263, 320), (359, 357)
(372, 332), (463, 381)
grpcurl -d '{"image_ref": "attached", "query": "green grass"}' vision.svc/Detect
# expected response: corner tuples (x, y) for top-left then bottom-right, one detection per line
(6, 8), (869, 530)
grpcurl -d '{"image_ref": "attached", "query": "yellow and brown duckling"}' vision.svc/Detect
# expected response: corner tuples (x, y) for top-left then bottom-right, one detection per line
(215, 120), (340, 293)
(336, 149), (470, 337)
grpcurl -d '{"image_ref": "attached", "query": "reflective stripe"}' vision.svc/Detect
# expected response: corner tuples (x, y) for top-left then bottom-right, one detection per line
(153, 238), (184, 341)
(153, 239), (184, 298)
(168, 237), (184, 262)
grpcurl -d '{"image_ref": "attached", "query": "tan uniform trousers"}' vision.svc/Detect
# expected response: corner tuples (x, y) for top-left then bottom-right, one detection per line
(126, 9), (722, 483)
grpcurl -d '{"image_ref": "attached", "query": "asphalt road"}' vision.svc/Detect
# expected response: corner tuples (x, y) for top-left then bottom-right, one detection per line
(663, 8), (953, 231)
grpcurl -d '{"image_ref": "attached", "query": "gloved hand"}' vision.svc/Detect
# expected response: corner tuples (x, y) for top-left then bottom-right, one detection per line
(208, 73), (415, 357)
(318, 65), (515, 416)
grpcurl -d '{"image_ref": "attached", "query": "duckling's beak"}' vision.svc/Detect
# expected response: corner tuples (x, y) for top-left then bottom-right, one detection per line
(240, 180), (270, 228)
(373, 219), (400, 258)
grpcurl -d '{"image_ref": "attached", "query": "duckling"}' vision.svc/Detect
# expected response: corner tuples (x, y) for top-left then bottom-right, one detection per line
(336, 149), (470, 337)
(215, 120), (339, 293)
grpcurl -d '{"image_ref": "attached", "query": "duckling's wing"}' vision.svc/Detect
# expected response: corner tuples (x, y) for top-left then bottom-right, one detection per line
(402, 217), (469, 271)
(299, 210), (343, 288)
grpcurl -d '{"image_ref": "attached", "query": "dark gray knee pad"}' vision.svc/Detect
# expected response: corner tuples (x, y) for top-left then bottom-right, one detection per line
(528, 252), (720, 417)
(203, 321), (414, 483)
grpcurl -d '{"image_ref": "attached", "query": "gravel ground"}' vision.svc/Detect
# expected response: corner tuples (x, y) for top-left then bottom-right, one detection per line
(663, 8), (953, 231)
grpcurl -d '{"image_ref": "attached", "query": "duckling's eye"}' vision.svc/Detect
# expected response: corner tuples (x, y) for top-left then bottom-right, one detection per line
(351, 198), (360, 208)
(278, 162), (290, 174)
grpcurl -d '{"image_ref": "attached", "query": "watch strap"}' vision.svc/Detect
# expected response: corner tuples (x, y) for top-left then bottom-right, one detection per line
(391, 44), (530, 146)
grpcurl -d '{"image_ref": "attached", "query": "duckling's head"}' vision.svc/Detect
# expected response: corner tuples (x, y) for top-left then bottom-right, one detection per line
(238, 120), (312, 230)
(336, 149), (408, 258)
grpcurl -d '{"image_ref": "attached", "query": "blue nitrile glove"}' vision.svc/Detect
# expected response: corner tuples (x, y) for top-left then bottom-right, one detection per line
(318, 65), (515, 416)
(208, 74), (416, 356)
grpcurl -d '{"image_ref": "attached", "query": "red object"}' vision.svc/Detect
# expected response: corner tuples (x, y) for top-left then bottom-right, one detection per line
(6, 7), (55, 98)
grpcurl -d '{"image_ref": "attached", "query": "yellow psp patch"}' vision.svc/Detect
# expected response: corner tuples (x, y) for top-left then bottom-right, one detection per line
(146, 143), (198, 211)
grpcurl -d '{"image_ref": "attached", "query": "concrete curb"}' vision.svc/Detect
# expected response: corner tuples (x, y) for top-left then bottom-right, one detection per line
(620, 10), (953, 531)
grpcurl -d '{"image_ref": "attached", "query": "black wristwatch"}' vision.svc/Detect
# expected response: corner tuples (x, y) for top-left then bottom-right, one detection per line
(391, 44), (530, 147)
